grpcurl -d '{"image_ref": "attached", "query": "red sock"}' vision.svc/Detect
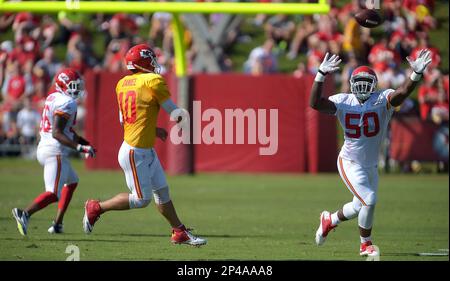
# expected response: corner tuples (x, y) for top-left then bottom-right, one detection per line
(33, 191), (58, 210)
(58, 183), (78, 212)
(173, 224), (186, 232)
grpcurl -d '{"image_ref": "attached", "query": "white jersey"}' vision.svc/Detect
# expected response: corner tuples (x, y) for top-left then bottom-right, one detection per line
(329, 89), (395, 168)
(38, 91), (77, 156)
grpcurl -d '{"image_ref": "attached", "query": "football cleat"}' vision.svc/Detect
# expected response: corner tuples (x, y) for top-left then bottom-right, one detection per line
(48, 221), (64, 234)
(83, 199), (101, 234)
(360, 241), (379, 257)
(12, 208), (29, 236)
(171, 228), (207, 247)
(315, 211), (337, 246)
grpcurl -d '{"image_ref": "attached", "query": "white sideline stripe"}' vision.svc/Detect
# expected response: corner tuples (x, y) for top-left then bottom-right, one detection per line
(417, 252), (448, 256)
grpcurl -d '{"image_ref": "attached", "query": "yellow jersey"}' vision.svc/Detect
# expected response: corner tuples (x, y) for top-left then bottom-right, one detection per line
(116, 73), (171, 148)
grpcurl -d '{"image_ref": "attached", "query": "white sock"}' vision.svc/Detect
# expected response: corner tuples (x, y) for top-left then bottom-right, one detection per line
(331, 212), (341, 226)
(360, 236), (372, 243)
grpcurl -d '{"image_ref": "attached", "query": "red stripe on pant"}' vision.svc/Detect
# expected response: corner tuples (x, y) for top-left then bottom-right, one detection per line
(129, 150), (143, 199)
(339, 157), (367, 206)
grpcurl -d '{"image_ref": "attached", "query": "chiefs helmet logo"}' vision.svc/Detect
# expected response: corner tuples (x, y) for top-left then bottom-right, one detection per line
(140, 49), (153, 59)
(58, 72), (70, 83)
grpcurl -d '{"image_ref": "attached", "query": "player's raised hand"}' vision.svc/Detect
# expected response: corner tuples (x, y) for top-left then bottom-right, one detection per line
(318, 52), (342, 75)
(77, 144), (96, 158)
(407, 49), (432, 74)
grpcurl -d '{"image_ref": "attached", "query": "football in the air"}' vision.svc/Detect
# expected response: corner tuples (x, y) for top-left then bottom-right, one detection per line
(354, 9), (383, 28)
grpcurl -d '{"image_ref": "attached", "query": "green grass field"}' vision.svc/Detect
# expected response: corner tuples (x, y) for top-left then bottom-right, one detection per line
(0, 158), (448, 261)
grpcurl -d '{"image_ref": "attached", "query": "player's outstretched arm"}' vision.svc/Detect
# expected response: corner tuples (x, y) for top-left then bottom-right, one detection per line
(309, 52), (341, 115)
(53, 115), (96, 158)
(161, 99), (189, 125)
(389, 49), (432, 107)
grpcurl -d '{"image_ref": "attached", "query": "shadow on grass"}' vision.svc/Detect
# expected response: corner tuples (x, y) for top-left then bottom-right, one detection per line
(104, 233), (268, 239)
(1, 232), (267, 243)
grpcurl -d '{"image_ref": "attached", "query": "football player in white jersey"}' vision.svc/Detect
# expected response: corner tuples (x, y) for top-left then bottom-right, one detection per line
(310, 49), (432, 256)
(12, 68), (96, 235)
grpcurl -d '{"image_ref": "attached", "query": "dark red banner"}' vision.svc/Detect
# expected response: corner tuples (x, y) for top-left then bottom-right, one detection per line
(390, 117), (444, 162)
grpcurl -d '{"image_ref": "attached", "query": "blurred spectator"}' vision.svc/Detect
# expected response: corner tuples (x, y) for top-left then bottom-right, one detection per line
(2, 61), (28, 110)
(66, 28), (99, 73)
(264, 14), (296, 52)
(368, 37), (399, 74)
(244, 39), (278, 75)
(16, 97), (41, 146)
(57, 11), (87, 45)
(9, 35), (41, 66)
(103, 39), (130, 72)
(287, 15), (316, 59)
(12, 12), (40, 44)
(340, 53), (359, 93)
(378, 62), (406, 90)
(39, 15), (59, 49)
(0, 41), (13, 91)
(309, 15), (343, 56)
(306, 35), (327, 74)
(402, 0), (436, 32)
(149, 10), (172, 51)
(418, 70), (449, 124)
(339, 0), (374, 62)
(33, 47), (62, 90)
(410, 32), (441, 70)
(0, 13), (15, 31)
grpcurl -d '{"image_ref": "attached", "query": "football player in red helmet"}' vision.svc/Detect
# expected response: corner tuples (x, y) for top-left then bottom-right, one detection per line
(83, 44), (206, 246)
(124, 43), (162, 74)
(54, 68), (85, 99)
(310, 50), (432, 257)
(12, 68), (96, 235)
(349, 66), (378, 101)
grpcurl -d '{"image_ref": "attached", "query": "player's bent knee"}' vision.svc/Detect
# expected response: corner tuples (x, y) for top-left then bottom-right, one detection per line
(128, 194), (151, 209)
(352, 198), (363, 213)
(363, 192), (377, 206)
(358, 205), (376, 229)
(343, 202), (359, 219)
(153, 186), (171, 205)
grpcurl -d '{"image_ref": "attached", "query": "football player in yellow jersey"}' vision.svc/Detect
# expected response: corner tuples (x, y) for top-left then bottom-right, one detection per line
(83, 44), (206, 246)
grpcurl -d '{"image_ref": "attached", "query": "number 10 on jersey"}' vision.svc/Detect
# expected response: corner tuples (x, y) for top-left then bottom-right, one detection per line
(118, 91), (137, 124)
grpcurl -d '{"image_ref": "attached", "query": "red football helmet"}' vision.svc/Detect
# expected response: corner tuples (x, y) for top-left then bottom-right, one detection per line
(54, 68), (84, 99)
(125, 44), (161, 74)
(350, 66), (378, 101)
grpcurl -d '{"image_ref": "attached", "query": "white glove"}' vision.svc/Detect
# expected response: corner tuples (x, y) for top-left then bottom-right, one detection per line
(77, 144), (96, 158)
(407, 49), (432, 81)
(319, 52), (342, 75)
(407, 49), (432, 74)
(316, 52), (342, 82)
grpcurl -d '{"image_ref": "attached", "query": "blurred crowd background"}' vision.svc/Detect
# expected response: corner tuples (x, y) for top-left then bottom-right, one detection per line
(0, 0), (448, 172)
